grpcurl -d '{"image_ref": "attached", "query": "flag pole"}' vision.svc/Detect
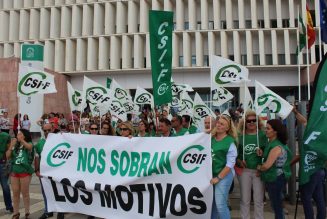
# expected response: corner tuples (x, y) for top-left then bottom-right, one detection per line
(297, 5), (302, 102)
(317, 1), (323, 61)
(305, 5), (311, 100)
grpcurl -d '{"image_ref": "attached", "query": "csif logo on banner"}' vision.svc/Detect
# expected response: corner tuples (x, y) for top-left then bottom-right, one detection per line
(18, 72), (51, 95)
(177, 145), (207, 174)
(72, 91), (82, 106)
(304, 151), (318, 172)
(110, 100), (125, 115)
(193, 104), (211, 122)
(257, 94), (281, 113)
(244, 144), (257, 155)
(158, 83), (169, 95)
(215, 64), (243, 84)
(86, 87), (109, 105)
(47, 143), (74, 167)
(213, 89), (228, 101)
(181, 99), (193, 111)
(136, 93), (152, 104)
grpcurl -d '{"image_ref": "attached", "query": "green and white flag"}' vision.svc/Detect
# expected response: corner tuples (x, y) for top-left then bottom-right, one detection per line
(17, 64), (57, 96)
(134, 86), (154, 106)
(67, 82), (82, 112)
(171, 81), (194, 96)
(212, 86), (234, 107)
(193, 93), (215, 131)
(255, 80), (293, 119)
(296, 13), (306, 56)
(242, 84), (254, 112)
(210, 55), (249, 88)
(149, 10), (173, 106)
(110, 79), (132, 105)
(300, 53), (327, 185)
(180, 91), (194, 116)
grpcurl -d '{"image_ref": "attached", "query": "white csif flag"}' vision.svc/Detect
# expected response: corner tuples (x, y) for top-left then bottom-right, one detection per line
(134, 86), (154, 106)
(180, 91), (194, 116)
(255, 80), (293, 120)
(17, 64), (57, 96)
(193, 93), (215, 131)
(212, 86), (234, 107)
(67, 82), (82, 112)
(210, 55), (249, 89)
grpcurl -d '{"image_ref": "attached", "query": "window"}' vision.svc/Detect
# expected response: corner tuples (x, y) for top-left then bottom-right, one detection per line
(197, 21), (201, 30)
(282, 19), (290, 28)
(233, 20), (239, 29)
(191, 55), (196, 66)
(278, 54), (286, 65)
(266, 54), (273, 65)
(241, 55), (247, 65)
(245, 20), (252, 28)
(208, 21), (214, 30)
(258, 20), (265, 28)
(221, 20), (226, 29)
(204, 55), (209, 66)
(173, 22), (176, 30)
(290, 54), (297, 65)
(184, 22), (189, 30)
(253, 54), (260, 65)
(179, 56), (183, 66)
(270, 20), (277, 28)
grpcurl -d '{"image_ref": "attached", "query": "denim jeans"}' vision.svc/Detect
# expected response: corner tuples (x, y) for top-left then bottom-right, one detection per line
(266, 174), (286, 219)
(300, 169), (326, 219)
(211, 171), (233, 219)
(0, 163), (13, 210)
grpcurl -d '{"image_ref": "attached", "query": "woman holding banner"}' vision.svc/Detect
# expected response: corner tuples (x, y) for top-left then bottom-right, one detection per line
(237, 110), (267, 219)
(257, 119), (292, 219)
(6, 129), (34, 219)
(210, 115), (238, 219)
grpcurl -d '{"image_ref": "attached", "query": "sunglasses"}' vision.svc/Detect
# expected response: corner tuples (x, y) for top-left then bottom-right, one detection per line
(121, 128), (130, 131)
(246, 119), (257, 123)
(90, 127), (98, 130)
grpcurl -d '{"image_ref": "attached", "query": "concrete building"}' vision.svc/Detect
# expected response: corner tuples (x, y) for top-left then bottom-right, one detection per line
(0, 0), (326, 106)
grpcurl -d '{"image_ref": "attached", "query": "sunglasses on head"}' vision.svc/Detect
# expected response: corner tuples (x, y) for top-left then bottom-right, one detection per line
(246, 119), (257, 123)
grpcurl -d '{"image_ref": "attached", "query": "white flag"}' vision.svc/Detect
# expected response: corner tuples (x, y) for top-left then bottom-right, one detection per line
(242, 84), (254, 113)
(110, 79), (132, 105)
(180, 91), (194, 116)
(212, 86), (234, 107)
(67, 82), (82, 112)
(255, 80), (293, 120)
(134, 86), (154, 106)
(210, 55), (249, 88)
(17, 64), (57, 96)
(193, 93), (215, 131)
(171, 82), (194, 96)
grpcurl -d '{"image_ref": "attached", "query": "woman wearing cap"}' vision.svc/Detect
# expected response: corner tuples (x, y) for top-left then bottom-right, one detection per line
(237, 110), (267, 219)
(257, 119), (292, 219)
(210, 115), (238, 219)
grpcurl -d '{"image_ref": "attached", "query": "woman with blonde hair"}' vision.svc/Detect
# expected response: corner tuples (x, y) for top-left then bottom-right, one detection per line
(237, 110), (267, 219)
(210, 115), (238, 219)
(120, 121), (134, 137)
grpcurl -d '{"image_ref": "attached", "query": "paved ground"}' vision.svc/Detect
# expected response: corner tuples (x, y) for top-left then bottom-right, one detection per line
(0, 175), (306, 219)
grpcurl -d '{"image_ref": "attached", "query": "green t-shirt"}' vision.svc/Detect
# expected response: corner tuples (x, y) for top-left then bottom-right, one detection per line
(211, 135), (235, 176)
(11, 143), (34, 174)
(175, 128), (189, 136)
(237, 130), (268, 169)
(0, 132), (11, 159)
(188, 125), (197, 134)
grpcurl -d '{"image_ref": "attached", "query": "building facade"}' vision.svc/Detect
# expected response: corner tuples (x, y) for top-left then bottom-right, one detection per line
(0, 0), (326, 105)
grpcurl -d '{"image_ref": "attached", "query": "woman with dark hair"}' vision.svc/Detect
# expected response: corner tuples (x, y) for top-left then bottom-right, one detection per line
(137, 120), (149, 137)
(148, 122), (157, 136)
(100, 122), (115, 136)
(6, 129), (34, 219)
(89, 123), (99, 135)
(257, 119), (292, 219)
(21, 114), (31, 131)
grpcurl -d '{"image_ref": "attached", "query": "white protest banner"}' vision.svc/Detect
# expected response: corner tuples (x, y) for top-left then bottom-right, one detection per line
(17, 64), (57, 96)
(67, 82), (82, 112)
(255, 80), (293, 119)
(210, 55), (249, 88)
(134, 86), (154, 106)
(193, 93), (215, 131)
(40, 133), (212, 219)
(212, 86), (234, 107)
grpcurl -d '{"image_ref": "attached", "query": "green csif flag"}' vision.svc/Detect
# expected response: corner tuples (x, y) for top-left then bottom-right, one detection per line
(299, 53), (327, 185)
(149, 10), (173, 106)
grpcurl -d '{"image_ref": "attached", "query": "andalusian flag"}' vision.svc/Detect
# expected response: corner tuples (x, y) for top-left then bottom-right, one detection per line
(296, 13), (306, 55)
(300, 53), (327, 185)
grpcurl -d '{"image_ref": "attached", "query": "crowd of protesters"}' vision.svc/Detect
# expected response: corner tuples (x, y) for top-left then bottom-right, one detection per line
(0, 105), (324, 219)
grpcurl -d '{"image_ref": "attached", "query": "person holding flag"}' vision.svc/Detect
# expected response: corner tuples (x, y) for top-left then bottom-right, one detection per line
(256, 119), (292, 219)
(237, 110), (267, 219)
(210, 115), (238, 219)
